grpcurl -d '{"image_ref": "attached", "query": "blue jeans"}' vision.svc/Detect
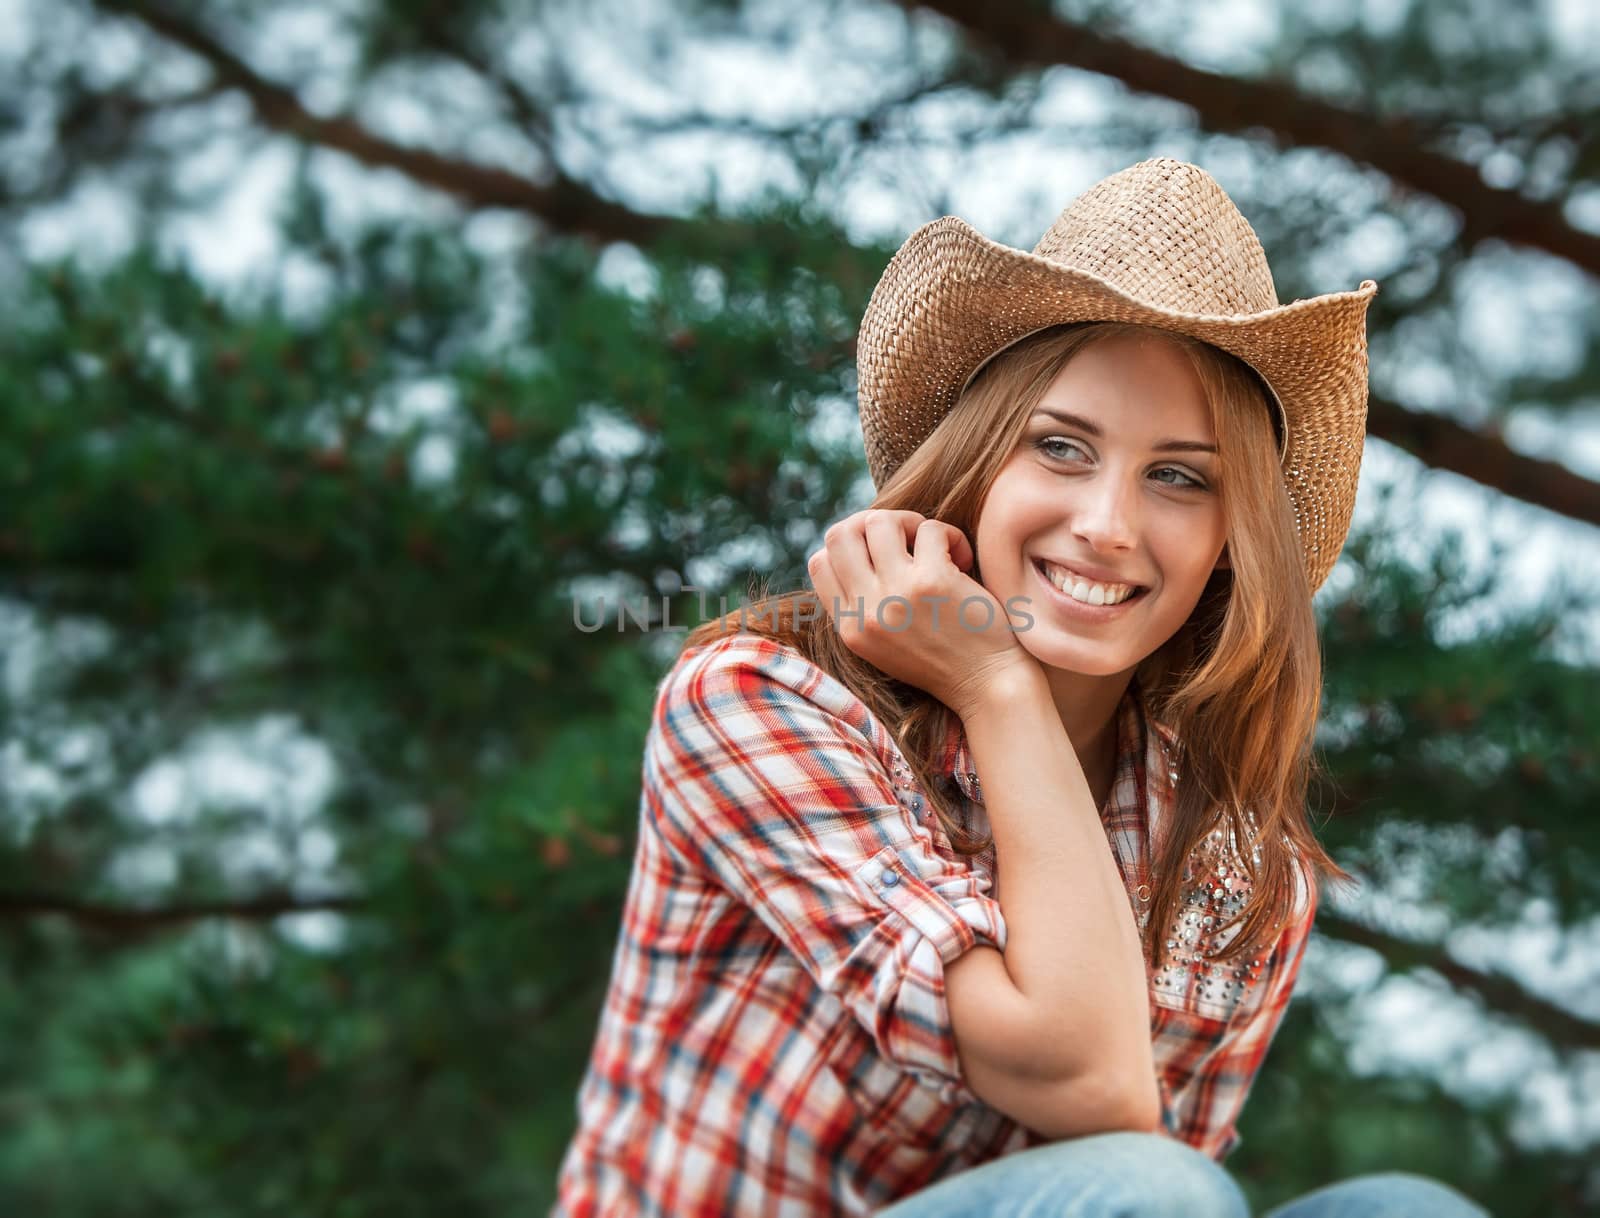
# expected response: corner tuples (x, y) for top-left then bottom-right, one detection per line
(875, 1132), (1492, 1217)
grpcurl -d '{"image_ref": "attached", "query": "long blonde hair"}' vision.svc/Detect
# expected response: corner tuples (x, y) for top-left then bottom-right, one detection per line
(682, 321), (1350, 966)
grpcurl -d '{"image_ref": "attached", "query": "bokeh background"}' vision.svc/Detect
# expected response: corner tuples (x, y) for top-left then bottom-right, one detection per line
(2, 0), (1598, 1214)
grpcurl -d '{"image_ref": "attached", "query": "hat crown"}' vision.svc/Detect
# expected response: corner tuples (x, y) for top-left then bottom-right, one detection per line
(1032, 158), (1280, 316)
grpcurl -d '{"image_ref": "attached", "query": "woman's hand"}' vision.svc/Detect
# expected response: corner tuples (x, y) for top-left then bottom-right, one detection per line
(805, 509), (1041, 720)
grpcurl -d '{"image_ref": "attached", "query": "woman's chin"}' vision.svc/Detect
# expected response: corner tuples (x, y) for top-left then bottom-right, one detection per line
(1016, 633), (1133, 678)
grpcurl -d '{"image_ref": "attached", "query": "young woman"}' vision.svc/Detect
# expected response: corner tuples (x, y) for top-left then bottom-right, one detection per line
(552, 159), (1490, 1217)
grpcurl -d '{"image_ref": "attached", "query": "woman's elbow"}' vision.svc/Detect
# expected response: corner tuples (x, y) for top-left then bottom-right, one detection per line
(1117, 1074), (1165, 1134)
(1025, 1065), (1163, 1142)
(1053, 1042), (1164, 1137)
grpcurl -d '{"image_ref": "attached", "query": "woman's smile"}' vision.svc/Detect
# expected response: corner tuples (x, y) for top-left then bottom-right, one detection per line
(1030, 557), (1150, 621)
(1033, 557), (1146, 605)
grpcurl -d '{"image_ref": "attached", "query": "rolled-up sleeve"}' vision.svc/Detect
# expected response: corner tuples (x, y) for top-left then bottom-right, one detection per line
(642, 635), (1006, 1097)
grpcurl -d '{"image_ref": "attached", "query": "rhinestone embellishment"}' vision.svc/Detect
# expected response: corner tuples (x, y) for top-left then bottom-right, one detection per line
(890, 756), (916, 790)
(890, 750), (941, 826)
(1152, 811), (1267, 1016)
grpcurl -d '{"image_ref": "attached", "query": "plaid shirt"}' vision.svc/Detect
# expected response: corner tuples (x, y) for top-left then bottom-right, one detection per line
(554, 633), (1317, 1217)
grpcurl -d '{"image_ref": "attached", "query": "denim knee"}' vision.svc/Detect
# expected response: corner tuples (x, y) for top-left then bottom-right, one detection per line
(877, 1130), (1249, 1218)
(1263, 1170), (1491, 1218)
(1054, 1131), (1250, 1218)
(1339, 1172), (1490, 1217)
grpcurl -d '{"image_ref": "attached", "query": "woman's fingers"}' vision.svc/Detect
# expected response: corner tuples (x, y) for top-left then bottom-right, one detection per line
(805, 547), (844, 623)
(811, 510), (974, 643)
(821, 514), (874, 592)
(911, 518), (974, 575)
(862, 510), (918, 581)
(805, 509), (1022, 695)
(822, 509), (917, 589)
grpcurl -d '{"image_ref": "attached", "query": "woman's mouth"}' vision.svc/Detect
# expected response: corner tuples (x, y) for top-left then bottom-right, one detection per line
(1032, 558), (1149, 615)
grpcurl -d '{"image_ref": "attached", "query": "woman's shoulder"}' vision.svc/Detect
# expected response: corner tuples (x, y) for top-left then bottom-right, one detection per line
(672, 628), (807, 671)
(653, 630), (880, 742)
(660, 630), (814, 697)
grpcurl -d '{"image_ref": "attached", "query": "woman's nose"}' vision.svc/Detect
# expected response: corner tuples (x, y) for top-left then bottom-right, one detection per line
(1072, 473), (1140, 552)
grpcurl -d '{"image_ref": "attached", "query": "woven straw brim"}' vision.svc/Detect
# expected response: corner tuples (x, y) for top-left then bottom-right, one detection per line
(857, 216), (1378, 595)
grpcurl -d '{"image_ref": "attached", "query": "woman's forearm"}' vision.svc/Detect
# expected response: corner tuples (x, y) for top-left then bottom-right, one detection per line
(958, 664), (1160, 1111)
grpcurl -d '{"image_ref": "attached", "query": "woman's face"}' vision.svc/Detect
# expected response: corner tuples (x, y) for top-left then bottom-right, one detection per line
(974, 330), (1229, 678)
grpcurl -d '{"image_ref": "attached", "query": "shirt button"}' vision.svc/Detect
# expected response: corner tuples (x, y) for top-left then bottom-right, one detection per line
(881, 870), (901, 888)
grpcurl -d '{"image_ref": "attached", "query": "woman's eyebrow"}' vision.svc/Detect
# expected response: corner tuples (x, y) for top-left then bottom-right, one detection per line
(1032, 407), (1219, 455)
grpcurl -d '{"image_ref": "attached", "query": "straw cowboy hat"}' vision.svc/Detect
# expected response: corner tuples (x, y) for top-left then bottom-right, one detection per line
(855, 156), (1378, 594)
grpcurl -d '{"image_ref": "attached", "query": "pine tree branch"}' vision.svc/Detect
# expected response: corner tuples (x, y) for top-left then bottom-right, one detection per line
(1315, 908), (1600, 1050)
(0, 890), (363, 930)
(908, 0), (1600, 279)
(73, 1), (1600, 530)
(91, 0), (665, 246)
(8, 889), (1596, 1049)
(1367, 394), (1600, 527)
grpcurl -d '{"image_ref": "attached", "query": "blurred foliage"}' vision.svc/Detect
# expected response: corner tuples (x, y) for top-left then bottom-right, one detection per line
(0, 0), (1596, 1214)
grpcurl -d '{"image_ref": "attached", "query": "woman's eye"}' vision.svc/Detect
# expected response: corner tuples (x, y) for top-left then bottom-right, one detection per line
(1152, 466), (1208, 490)
(1035, 437), (1087, 461)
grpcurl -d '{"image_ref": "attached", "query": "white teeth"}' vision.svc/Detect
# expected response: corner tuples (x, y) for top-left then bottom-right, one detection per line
(1041, 561), (1136, 606)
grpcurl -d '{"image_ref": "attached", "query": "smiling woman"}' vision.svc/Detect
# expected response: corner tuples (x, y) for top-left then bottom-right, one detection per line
(551, 159), (1490, 1218)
